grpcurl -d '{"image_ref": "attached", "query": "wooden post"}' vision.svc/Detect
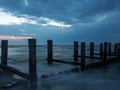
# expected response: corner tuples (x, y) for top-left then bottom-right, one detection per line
(103, 42), (108, 64)
(108, 43), (111, 57)
(90, 42), (94, 59)
(117, 43), (120, 58)
(28, 39), (37, 88)
(116, 43), (120, 54)
(47, 40), (53, 64)
(114, 43), (118, 54)
(80, 42), (86, 71)
(100, 43), (103, 57)
(74, 41), (78, 62)
(1, 40), (8, 65)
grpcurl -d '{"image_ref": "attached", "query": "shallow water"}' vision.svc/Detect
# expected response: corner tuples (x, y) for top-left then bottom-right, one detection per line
(6, 62), (120, 90)
(0, 45), (120, 90)
(0, 45), (115, 76)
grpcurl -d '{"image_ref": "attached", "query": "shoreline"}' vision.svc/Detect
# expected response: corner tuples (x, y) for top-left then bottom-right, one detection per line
(0, 69), (22, 89)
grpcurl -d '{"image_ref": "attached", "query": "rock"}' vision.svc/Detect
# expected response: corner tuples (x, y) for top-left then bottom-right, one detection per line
(41, 74), (49, 78)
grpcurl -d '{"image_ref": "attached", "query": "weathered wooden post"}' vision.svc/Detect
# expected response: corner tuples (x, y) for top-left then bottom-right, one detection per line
(80, 42), (86, 71)
(114, 43), (118, 54)
(1, 40), (8, 66)
(47, 40), (53, 64)
(90, 42), (94, 59)
(117, 43), (120, 58)
(74, 41), (78, 62)
(108, 43), (111, 57)
(28, 39), (37, 88)
(100, 43), (103, 57)
(103, 42), (108, 65)
(116, 43), (120, 54)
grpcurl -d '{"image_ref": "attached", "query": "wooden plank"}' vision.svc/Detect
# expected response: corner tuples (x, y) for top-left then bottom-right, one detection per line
(86, 57), (120, 69)
(108, 53), (119, 56)
(1, 40), (8, 65)
(86, 56), (104, 59)
(0, 64), (29, 79)
(78, 55), (103, 59)
(94, 53), (100, 55)
(53, 59), (80, 66)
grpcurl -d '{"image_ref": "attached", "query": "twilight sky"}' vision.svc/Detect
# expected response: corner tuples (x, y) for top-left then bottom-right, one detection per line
(0, 0), (120, 45)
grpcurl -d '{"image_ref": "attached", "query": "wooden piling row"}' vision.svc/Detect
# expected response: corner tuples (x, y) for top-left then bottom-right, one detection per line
(47, 41), (120, 72)
(1, 39), (120, 89)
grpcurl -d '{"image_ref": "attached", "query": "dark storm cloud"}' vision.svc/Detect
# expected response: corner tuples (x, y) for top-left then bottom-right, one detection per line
(71, 10), (120, 43)
(0, 0), (25, 11)
(25, 0), (120, 23)
(0, 0), (120, 24)
(73, 0), (120, 17)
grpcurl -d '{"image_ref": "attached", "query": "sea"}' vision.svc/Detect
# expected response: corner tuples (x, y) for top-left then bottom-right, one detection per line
(0, 45), (115, 77)
(0, 45), (96, 75)
(1, 45), (120, 90)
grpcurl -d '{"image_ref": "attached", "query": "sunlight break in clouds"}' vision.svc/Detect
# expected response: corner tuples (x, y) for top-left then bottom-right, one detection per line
(0, 35), (32, 40)
(0, 8), (72, 28)
(39, 17), (72, 28)
(0, 9), (37, 25)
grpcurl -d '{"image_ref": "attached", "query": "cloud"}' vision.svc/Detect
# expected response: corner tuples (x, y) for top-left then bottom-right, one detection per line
(22, 33), (38, 36)
(38, 17), (72, 28)
(0, 0), (120, 44)
(0, 9), (71, 28)
(19, 29), (26, 32)
(0, 0), (25, 11)
(0, 35), (32, 40)
(0, 8), (37, 25)
(0, 0), (120, 24)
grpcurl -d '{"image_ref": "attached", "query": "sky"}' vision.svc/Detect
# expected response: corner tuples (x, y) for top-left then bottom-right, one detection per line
(0, 0), (120, 45)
